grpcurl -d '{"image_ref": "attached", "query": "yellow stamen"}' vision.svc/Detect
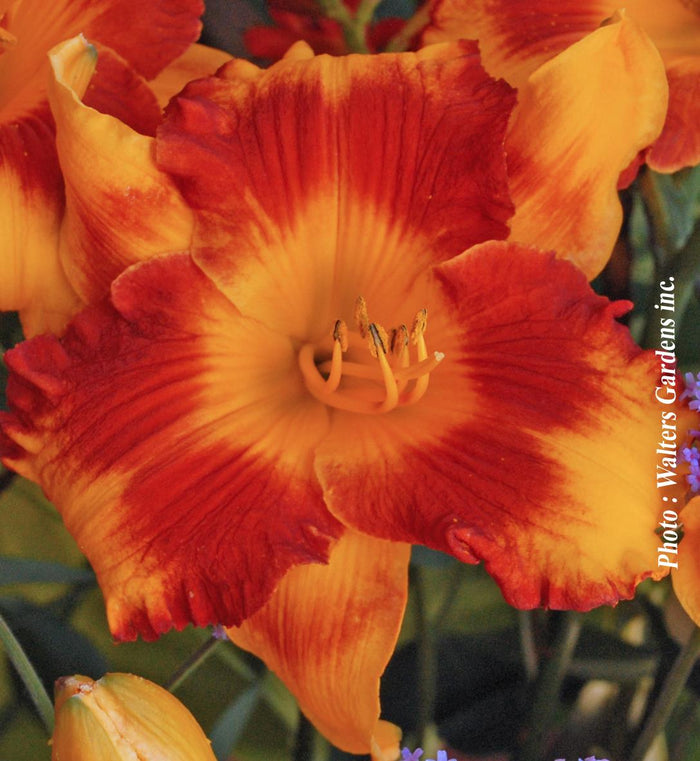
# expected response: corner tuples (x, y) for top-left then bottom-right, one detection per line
(391, 324), (410, 393)
(369, 324), (399, 413)
(394, 352), (444, 381)
(354, 296), (369, 338)
(299, 298), (443, 415)
(411, 308), (427, 344)
(333, 319), (349, 352)
(401, 313), (431, 405)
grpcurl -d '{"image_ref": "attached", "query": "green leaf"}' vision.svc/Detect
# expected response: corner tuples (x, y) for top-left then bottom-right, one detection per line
(211, 680), (263, 760)
(0, 558), (94, 586)
(569, 626), (658, 682)
(0, 597), (109, 696)
(647, 166), (700, 253)
(410, 545), (456, 568)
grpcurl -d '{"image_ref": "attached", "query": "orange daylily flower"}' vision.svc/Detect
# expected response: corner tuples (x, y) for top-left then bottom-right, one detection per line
(47, 36), (230, 314)
(423, 0), (700, 174)
(424, 10), (669, 279)
(52, 673), (216, 760)
(0, 0), (231, 336)
(0, 33), (676, 755)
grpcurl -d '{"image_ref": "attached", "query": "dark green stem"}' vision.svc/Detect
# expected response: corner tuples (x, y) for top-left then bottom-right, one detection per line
(293, 711), (315, 761)
(412, 566), (437, 747)
(515, 611), (583, 761)
(628, 626), (700, 761)
(518, 610), (538, 681)
(0, 468), (15, 494)
(164, 633), (223, 693)
(0, 609), (54, 734)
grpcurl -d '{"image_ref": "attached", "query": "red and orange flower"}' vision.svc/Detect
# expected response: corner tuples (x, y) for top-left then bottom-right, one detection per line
(0, 15), (677, 757)
(423, 0), (700, 173)
(0, 0), (230, 336)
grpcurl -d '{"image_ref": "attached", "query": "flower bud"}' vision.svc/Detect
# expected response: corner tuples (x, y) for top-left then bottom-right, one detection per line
(51, 673), (216, 761)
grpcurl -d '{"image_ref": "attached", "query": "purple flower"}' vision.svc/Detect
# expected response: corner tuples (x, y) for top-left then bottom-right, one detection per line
(401, 749), (456, 761)
(680, 446), (700, 493)
(681, 371), (700, 411)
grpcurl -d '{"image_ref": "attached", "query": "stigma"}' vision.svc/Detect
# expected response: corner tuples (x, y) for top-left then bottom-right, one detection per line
(298, 297), (444, 415)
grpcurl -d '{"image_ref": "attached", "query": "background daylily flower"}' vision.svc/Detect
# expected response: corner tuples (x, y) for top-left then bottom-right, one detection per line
(52, 673), (216, 760)
(0, 0), (228, 336)
(0, 38), (678, 756)
(423, 0), (700, 174)
(424, 11), (669, 279)
(243, 0), (407, 59)
(45, 35), (230, 317)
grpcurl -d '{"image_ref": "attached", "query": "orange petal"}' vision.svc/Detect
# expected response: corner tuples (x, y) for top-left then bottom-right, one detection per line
(623, 0), (700, 63)
(155, 40), (516, 337)
(83, 42), (162, 138)
(0, 111), (82, 336)
(506, 12), (668, 278)
(1, 253), (341, 640)
(0, 0), (202, 124)
(314, 242), (673, 611)
(672, 497), (700, 626)
(423, 0), (609, 89)
(423, 0), (700, 86)
(148, 43), (233, 110)
(647, 57), (700, 172)
(48, 36), (195, 305)
(228, 530), (408, 758)
(423, 0), (700, 175)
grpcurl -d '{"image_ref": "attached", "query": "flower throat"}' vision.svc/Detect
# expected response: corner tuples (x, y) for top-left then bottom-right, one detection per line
(298, 296), (444, 415)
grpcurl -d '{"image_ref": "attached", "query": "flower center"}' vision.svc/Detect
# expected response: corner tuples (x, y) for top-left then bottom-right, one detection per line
(298, 296), (444, 415)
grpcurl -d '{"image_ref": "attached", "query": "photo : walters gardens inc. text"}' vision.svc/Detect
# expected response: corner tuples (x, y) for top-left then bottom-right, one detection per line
(654, 276), (681, 570)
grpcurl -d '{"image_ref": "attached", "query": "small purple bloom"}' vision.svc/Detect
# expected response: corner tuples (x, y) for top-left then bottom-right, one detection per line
(401, 749), (456, 761)
(432, 752), (457, 761)
(680, 446), (700, 493)
(681, 371), (700, 411)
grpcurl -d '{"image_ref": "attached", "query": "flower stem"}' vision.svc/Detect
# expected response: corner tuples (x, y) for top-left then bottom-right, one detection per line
(293, 711), (315, 761)
(628, 625), (700, 761)
(164, 632), (223, 693)
(515, 611), (582, 761)
(518, 610), (539, 681)
(412, 566), (437, 748)
(0, 609), (54, 734)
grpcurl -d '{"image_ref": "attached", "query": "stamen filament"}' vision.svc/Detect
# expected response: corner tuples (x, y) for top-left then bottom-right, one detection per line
(316, 360), (381, 381)
(298, 300), (442, 414)
(393, 352), (444, 381)
(325, 339), (344, 393)
(392, 324), (410, 394)
(368, 325), (399, 412)
(400, 330), (431, 405)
